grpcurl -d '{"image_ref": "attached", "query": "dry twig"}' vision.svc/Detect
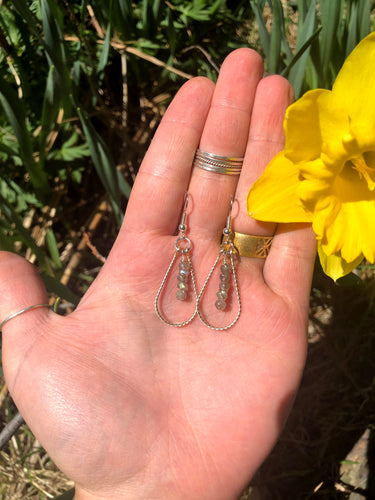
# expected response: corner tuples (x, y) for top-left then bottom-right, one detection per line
(0, 411), (25, 451)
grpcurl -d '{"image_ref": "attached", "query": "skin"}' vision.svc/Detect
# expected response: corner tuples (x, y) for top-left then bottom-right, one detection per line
(0, 49), (316, 499)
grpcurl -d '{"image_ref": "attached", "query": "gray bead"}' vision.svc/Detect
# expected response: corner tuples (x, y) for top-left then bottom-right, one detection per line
(177, 282), (188, 290)
(176, 289), (187, 300)
(221, 264), (231, 273)
(179, 261), (190, 271)
(217, 290), (228, 300)
(220, 272), (230, 282)
(219, 281), (230, 291)
(215, 299), (226, 310)
(178, 270), (189, 280)
(177, 272), (188, 282)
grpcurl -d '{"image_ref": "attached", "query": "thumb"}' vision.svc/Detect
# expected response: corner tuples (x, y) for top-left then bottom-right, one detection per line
(0, 251), (51, 390)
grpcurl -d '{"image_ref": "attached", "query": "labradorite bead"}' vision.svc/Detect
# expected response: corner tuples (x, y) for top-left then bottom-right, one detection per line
(176, 289), (187, 301)
(177, 272), (188, 282)
(178, 269), (189, 278)
(220, 272), (230, 282)
(217, 290), (228, 300)
(219, 281), (230, 291)
(221, 264), (231, 273)
(215, 299), (226, 310)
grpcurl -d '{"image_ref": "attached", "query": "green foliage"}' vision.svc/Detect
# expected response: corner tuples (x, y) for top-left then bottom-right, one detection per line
(250, 0), (374, 97)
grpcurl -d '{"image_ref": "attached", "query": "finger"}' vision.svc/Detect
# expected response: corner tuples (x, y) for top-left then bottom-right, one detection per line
(123, 77), (215, 237)
(234, 74), (294, 238)
(189, 48), (263, 239)
(0, 252), (51, 387)
(264, 224), (317, 313)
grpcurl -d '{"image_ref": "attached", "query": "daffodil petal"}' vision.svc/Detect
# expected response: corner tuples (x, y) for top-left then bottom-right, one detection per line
(311, 197), (341, 249)
(284, 89), (349, 165)
(315, 166), (375, 263)
(247, 152), (310, 223)
(321, 198), (375, 264)
(318, 242), (364, 281)
(296, 158), (335, 215)
(333, 32), (375, 144)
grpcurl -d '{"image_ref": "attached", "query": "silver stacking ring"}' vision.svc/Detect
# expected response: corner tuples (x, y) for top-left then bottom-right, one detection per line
(193, 149), (243, 175)
(0, 303), (51, 330)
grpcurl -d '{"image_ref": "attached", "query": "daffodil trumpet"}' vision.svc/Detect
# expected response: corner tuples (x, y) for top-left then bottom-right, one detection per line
(247, 32), (375, 280)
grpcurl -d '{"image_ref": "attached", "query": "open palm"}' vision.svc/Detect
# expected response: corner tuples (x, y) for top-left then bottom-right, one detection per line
(0, 49), (316, 500)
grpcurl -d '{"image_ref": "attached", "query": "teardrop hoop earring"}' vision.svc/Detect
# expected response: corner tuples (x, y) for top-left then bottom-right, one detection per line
(197, 196), (241, 331)
(155, 193), (198, 327)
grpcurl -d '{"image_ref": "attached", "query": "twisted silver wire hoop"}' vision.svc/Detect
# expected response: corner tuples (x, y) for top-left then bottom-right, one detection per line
(155, 252), (198, 328)
(196, 253), (241, 331)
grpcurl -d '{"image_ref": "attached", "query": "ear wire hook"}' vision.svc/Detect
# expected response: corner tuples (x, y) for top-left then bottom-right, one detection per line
(179, 192), (189, 234)
(223, 195), (233, 242)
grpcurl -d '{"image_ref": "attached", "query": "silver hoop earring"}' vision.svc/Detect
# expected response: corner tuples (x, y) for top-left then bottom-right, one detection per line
(155, 193), (198, 327)
(197, 196), (241, 331)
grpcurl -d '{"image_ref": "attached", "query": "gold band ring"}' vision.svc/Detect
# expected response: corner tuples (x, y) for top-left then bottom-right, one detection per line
(193, 149), (243, 175)
(0, 303), (52, 330)
(233, 232), (273, 258)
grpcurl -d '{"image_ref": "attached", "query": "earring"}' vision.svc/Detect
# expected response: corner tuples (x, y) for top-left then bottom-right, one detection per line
(197, 196), (241, 331)
(155, 193), (198, 327)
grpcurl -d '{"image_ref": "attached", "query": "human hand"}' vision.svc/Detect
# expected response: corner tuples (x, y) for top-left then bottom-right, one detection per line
(0, 49), (316, 500)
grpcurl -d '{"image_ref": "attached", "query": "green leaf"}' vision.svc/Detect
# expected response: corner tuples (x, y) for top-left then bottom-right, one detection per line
(113, 0), (136, 37)
(39, 65), (62, 166)
(166, 8), (176, 55)
(9, 0), (44, 45)
(141, 0), (156, 38)
(0, 178), (40, 211)
(71, 167), (84, 184)
(173, 0), (224, 23)
(97, 22), (112, 78)
(268, 0), (284, 74)
(40, 0), (70, 100)
(0, 231), (16, 252)
(0, 195), (50, 270)
(282, 26), (322, 80)
(0, 74), (49, 197)
(205, 0), (224, 16)
(345, 1), (359, 57)
(48, 131), (90, 162)
(41, 273), (80, 305)
(77, 108), (131, 225)
(357, 0), (371, 40)
(0, 141), (21, 160)
(45, 228), (62, 269)
(152, 0), (163, 25)
(250, 0), (270, 61)
(287, 0), (317, 97)
(319, 0), (341, 72)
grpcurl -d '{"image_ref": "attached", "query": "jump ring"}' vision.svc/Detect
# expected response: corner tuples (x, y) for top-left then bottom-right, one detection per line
(175, 236), (192, 253)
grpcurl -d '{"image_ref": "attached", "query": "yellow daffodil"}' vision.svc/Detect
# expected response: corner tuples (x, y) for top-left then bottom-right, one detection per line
(247, 31), (375, 280)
